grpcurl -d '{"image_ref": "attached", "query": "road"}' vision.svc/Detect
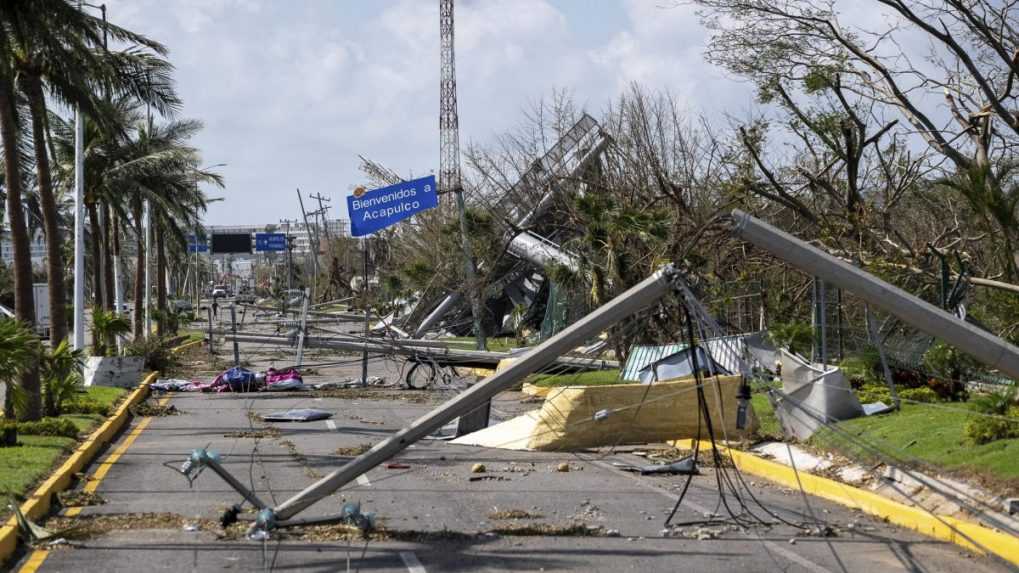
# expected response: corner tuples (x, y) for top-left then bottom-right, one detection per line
(13, 332), (1015, 573)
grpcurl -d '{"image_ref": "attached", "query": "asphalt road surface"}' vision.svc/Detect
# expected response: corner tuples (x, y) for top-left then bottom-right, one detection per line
(12, 335), (1016, 573)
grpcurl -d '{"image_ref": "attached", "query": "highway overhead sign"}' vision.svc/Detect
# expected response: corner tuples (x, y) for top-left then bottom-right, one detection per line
(255, 232), (287, 252)
(347, 175), (437, 237)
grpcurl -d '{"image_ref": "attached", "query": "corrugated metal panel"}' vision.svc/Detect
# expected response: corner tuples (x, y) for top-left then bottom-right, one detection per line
(621, 335), (756, 381)
(621, 344), (682, 381)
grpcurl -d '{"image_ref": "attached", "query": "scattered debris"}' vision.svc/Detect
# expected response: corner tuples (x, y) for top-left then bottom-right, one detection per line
(613, 457), (698, 476)
(334, 444), (372, 456)
(132, 403), (181, 417)
(263, 408), (332, 422)
(386, 463), (411, 470)
(491, 523), (606, 537)
(556, 462), (570, 473)
(471, 463), (486, 474)
(469, 475), (509, 482)
(1007, 498), (1019, 515)
(58, 490), (106, 508)
(314, 388), (432, 404)
(224, 427), (281, 439)
(488, 509), (543, 520)
(280, 440), (321, 478)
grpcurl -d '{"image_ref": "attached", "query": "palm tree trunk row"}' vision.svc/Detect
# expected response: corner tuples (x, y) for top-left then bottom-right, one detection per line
(23, 72), (67, 345)
(0, 71), (41, 423)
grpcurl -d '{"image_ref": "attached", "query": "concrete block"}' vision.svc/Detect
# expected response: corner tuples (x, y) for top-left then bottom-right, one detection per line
(84, 356), (145, 388)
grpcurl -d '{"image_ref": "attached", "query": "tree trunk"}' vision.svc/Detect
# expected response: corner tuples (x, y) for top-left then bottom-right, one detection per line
(24, 73), (67, 345)
(86, 202), (104, 311)
(102, 204), (114, 311)
(0, 74), (40, 423)
(156, 220), (167, 337)
(132, 198), (145, 340)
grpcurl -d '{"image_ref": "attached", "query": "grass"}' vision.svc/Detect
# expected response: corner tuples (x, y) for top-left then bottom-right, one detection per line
(0, 386), (127, 499)
(808, 401), (1019, 488)
(529, 369), (623, 388)
(750, 394), (783, 440)
(443, 336), (522, 353)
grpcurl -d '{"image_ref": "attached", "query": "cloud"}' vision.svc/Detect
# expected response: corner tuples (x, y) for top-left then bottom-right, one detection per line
(100, 0), (753, 225)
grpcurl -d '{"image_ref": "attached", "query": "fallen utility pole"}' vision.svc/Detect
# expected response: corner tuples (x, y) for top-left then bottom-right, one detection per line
(266, 264), (678, 524)
(730, 210), (1019, 380)
(226, 331), (619, 372)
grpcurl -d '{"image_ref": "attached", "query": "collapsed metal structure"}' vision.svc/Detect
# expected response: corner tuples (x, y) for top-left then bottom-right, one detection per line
(179, 210), (1019, 536)
(412, 112), (611, 338)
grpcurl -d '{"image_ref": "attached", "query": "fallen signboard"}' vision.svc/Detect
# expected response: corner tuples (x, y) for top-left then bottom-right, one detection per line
(347, 174), (437, 236)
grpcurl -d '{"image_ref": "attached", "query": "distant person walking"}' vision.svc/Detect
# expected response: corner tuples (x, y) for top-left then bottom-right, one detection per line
(212, 300), (219, 319)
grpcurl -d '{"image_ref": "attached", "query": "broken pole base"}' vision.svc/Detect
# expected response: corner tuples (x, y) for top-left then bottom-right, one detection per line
(456, 401), (491, 437)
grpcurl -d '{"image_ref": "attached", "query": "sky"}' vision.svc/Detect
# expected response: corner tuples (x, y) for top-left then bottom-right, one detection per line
(103, 0), (760, 226)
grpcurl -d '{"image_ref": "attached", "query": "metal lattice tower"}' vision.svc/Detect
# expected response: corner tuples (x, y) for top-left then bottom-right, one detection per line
(439, 0), (460, 197)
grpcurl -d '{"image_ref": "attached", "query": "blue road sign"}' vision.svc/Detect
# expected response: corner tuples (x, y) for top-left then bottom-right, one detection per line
(255, 232), (287, 252)
(347, 175), (438, 237)
(187, 236), (208, 253)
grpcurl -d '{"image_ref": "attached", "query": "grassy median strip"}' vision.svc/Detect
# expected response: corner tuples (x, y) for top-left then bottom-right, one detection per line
(0, 387), (127, 500)
(810, 402), (1019, 489)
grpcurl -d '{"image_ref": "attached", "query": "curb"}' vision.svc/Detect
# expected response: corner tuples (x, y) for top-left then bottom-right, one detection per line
(0, 371), (160, 566)
(671, 439), (1019, 566)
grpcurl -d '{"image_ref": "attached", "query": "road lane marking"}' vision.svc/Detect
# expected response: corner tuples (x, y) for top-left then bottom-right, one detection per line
(326, 419), (337, 431)
(18, 395), (173, 573)
(17, 548), (49, 573)
(356, 473), (371, 487)
(400, 551), (426, 573)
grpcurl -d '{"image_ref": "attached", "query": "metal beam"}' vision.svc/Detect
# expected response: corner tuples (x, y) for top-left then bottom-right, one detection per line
(730, 209), (1019, 380)
(268, 264), (678, 522)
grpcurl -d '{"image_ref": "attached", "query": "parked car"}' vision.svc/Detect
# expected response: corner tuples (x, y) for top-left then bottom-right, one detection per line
(211, 285), (227, 299)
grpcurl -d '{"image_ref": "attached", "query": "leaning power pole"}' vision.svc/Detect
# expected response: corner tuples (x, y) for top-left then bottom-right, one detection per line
(440, 0), (487, 350)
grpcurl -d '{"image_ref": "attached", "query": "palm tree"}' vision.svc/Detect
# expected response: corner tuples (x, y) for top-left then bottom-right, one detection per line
(51, 109), (221, 340)
(7, 1), (178, 345)
(0, 15), (41, 418)
(0, 319), (40, 445)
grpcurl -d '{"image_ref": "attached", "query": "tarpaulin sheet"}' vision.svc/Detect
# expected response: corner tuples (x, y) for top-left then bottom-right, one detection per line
(527, 375), (756, 451)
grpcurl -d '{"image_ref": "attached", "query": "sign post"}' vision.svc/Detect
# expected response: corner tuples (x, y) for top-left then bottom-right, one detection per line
(348, 175), (439, 385)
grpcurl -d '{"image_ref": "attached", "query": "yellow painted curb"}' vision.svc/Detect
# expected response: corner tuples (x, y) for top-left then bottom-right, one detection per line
(0, 371), (159, 567)
(671, 440), (1019, 566)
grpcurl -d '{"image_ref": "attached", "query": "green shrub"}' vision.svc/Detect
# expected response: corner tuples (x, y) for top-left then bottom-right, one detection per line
(964, 387), (1019, 444)
(40, 341), (85, 417)
(91, 310), (130, 357)
(964, 411), (1019, 445)
(3, 417), (79, 438)
(899, 386), (940, 403)
(124, 336), (179, 372)
(62, 399), (111, 416)
(856, 384), (891, 404)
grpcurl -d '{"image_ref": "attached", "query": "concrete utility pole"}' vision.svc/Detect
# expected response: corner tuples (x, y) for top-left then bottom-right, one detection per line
(72, 105), (86, 351)
(144, 200), (151, 338)
(296, 190), (320, 301)
(310, 192), (332, 242)
(730, 210), (1019, 380)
